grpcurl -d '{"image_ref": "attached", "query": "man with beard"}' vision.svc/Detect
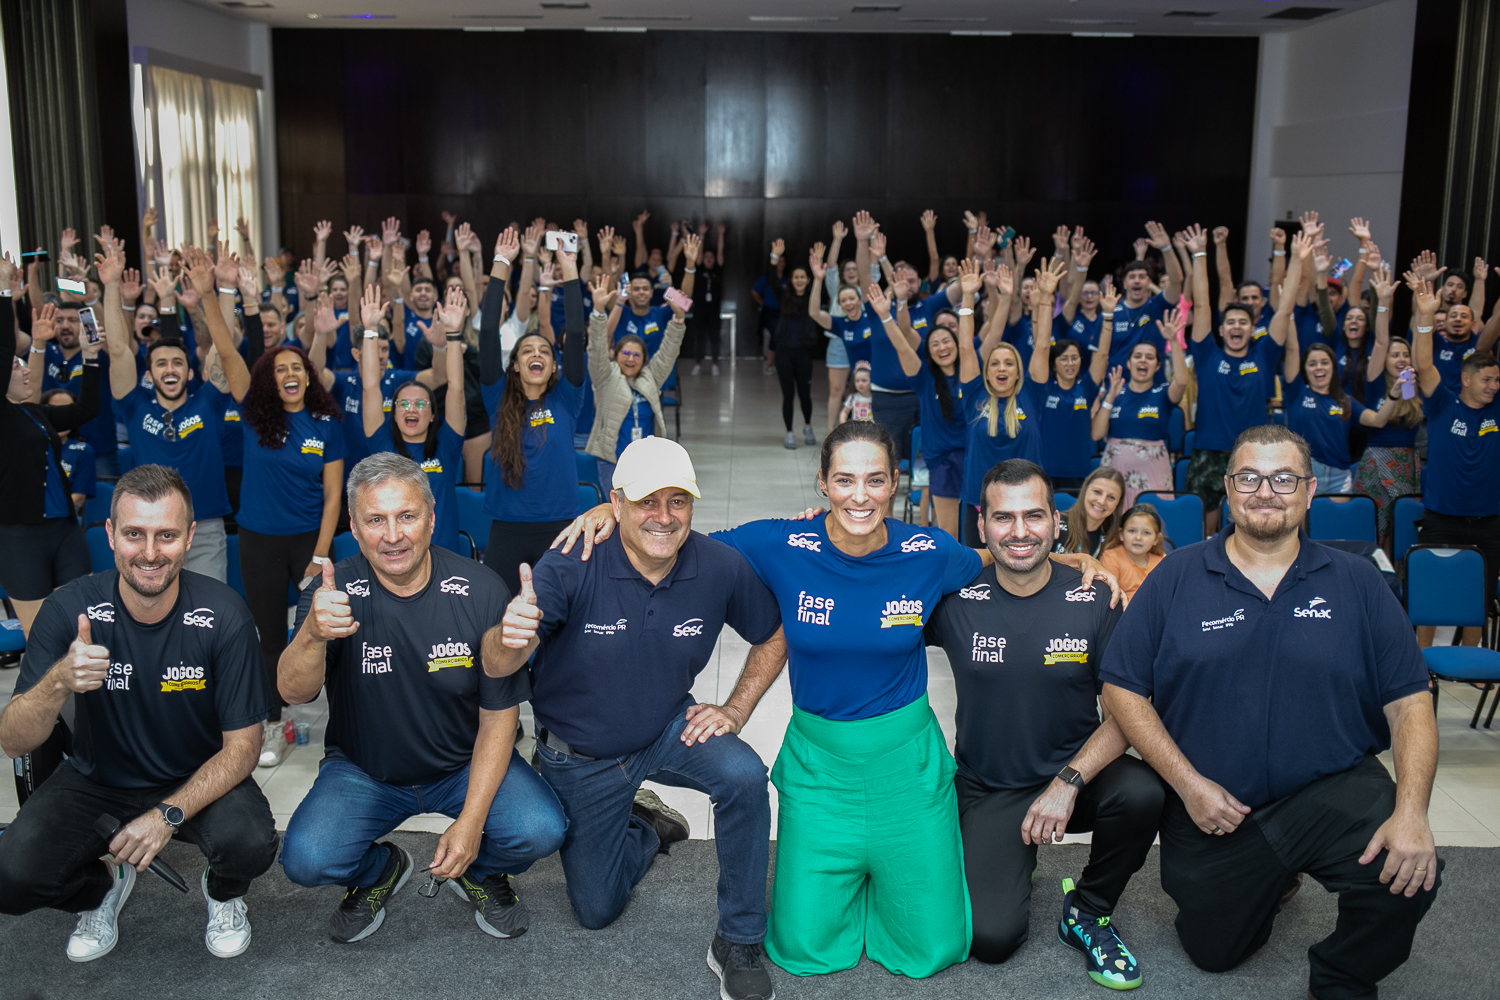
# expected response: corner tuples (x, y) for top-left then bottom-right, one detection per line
(0, 464), (278, 961)
(1101, 424), (1440, 1000)
(925, 459), (1159, 990)
(1426, 301), (1500, 394)
(41, 299), (120, 477)
(100, 240), (242, 583)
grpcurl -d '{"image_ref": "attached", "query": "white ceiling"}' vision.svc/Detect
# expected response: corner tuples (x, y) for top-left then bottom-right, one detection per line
(200, 0), (1387, 36)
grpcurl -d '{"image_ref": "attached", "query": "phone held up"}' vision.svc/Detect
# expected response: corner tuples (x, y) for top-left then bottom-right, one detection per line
(56, 277), (87, 295)
(544, 230), (579, 254)
(663, 287), (692, 312)
(22, 250), (50, 264)
(79, 306), (102, 345)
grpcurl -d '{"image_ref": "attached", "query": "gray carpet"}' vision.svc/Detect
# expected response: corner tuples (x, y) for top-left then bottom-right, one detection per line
(0, 836), (1486, 999)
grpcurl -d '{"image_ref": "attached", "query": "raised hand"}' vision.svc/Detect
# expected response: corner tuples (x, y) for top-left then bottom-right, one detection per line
(1100, 276), (1119, 314)
(1312, 242), (1330, 274)
(1212, 226), (1229, 246)
(1270, 227), (1287, 248)
(384, 263), (409, 295)
(611, 235), (627, 258)
(307, 561), (358, 641)
(1157, 305), (1188, 352)
(962, 209), (979, 232)
(1365, 242), (1383, 271)
(995, 262), (1014, 297)
(809, 249), (826, 281)
(1410, 249), (1441, 284)
(183, 245), (218, 298)
(1349, 217), (1372, 242)
(359, 281), (383, 331)
(381, 216), (401, 245)
(141, 206), (158, 234)
(237, 260), (259, 300)
(1298, 210), (1321, 239)
(959, 258), (983, 297)
(683, 233), (702, 268)
(596, 225), (616, 259)
(973, 225), (997, 257)
(634, 209), (650, 229)
(148, 269), (176, 308)
(869, 230), (887, 259)
(441, 209), (457, 228)
(1012, 234), (1036, 270)
(31, 302), (57, 343)
(1072, 236), (1097, 270)
(852, 210), (876, 241)
(521, 222), (542, 257)
(493, 226), (520, 266)
(831, 219), (848, 241)
(770, 238), (785, 259)
(1106, 365), (1126, 398)
(1473, 257), (1489, 282)
(1052, 225), (1071, 256)
(437, 285), (467, 331)
(1133, 237), (1149, 260)
(313, 292), (339, 340)
(343, 224), (365, 248)
(313, 220), (332, 244)
(1370, 264), (1395, 301)
(214, 243), (239, 287)
(499, 563), (544, 649)
(589, 272), (619, 313)
(415, 230), (432, 257)
(920, 209), (937, 233)
(866, 282), (892, 320)
(1290, 229), (1314, 261)
(1410, 277), (1438, 317)
(1034, 256), (1066, 297)
(1144, 220), (1171, 250)
(94, 240), (126, 287)
(294, 259), (320, 300)
(340, 254), (361, 284)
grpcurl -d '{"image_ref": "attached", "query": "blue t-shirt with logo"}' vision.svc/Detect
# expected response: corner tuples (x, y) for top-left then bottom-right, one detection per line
(116, 385), (232, 520)
(1107, 293), (1171, 375)
(1422, 383), (1500, 517)
(220, 399), (244, 467)
(1283, 377), (1367, 468)
(1038, 374), (1098, 479)
(714, 515), (980, 721)
(1106, 383), (1174, 442)
(480, 376), (585, 522)
(1188, 334), (1280, 452)
(902, 366), (973, 460)
(1363, 375), (1417, 449)
(961, 380), (1046, 506)
(614, 305), (674, 358)
(236, 409), (347, 535)
(60, 439), (97, 500)
(43, 345), (116, 458)
(830, 310), (878, 369)
(401, 309), (435, 370)
(365, 421), (466, 554)
(1432, 333), (1478, 394)
(330, 368), (419, 477)
(1065, 310), (1104, 356)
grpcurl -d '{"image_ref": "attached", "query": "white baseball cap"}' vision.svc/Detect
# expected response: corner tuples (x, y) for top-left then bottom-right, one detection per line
(611, 437), (702, 502)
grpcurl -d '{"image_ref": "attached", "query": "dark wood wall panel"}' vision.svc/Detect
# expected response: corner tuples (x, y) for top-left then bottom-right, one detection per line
(274, 29), (1258, 350)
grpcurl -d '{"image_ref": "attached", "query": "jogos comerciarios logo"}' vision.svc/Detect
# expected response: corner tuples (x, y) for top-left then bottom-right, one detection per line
(427, 638), (475, 673)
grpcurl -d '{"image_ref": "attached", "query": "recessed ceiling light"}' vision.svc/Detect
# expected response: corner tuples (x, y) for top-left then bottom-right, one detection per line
(748, 16), (839, 22)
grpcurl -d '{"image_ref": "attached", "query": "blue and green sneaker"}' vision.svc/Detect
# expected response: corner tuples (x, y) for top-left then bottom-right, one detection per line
(1057, 877), (1142, 990)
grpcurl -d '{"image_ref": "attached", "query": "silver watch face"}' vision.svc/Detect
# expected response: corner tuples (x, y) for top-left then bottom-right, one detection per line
(160, 805), (184, 827)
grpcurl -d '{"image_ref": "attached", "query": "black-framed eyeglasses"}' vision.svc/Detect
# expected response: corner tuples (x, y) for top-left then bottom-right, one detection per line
(1229, 472), (1308, 494)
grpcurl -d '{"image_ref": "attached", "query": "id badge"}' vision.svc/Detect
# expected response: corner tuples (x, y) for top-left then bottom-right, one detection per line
(631, 426), (642, 442)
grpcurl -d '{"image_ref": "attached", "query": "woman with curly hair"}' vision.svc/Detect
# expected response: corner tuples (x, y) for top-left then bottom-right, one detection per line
(478, 229), (588, 596)
(214, 243), (346, 765)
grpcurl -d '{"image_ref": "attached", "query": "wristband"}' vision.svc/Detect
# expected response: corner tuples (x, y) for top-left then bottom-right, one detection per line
(957, 308), (974, 316)
(1416, 325), (1433, 333)
(968, 228), (978, 234)
(769, 254), (780, 261)
(1377, 306), (1388, 313)
(494, 254), (512, 264)
(591, 309), (607, 319)
(684, 267), (696, 274)
(363, 330), (379, 339)
(881, 315), (895, 324)
(1192, 252), (1206, 258)
(390, 296), (403, 304)
(30, 345), (46, 354)
(218, 286), (237, 294)
(1358, 248), (1368, 255)
(418, 255), (429, 262)
(523, 256), (535, 262)
(122, 305), (136, 311)
(1075, 266), (1087, 272)
(879, 255), (889, 263)
(1274, 250), (1286, 256)
(312, 555), (330, 566)
(81, 357), (99, 367)
(896, 299), (907, 309)
(445, 333), (462, 342)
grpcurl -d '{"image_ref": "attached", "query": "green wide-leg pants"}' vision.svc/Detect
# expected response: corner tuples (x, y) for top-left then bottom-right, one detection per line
(766, 693), (970, 978)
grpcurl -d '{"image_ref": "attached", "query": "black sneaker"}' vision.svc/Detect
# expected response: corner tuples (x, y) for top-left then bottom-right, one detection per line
(447, 872), (530, 938)
(632, 788), (689, 854)
(708, 935), (775, 1000)
(328, 842), (413, 944)
(1057, 877), (1141, 990)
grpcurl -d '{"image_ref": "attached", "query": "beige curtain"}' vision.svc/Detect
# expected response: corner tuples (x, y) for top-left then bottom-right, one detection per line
(134, 64), (261, 262)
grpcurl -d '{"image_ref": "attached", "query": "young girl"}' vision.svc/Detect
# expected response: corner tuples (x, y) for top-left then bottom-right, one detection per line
(1101, 503), (1167, 599)
(840, 361), (874, 424)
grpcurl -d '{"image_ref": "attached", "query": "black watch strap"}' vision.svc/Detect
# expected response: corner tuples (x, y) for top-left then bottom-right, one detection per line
(1057, 766), (1086, 791)
(155, 803), (184, 828)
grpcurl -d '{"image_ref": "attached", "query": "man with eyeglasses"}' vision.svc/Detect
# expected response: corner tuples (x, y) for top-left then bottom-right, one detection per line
(1099, 424), (1440, 1000)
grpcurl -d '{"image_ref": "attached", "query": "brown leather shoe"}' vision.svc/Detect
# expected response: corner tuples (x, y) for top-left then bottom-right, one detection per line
(1281, 872), (1304, 906)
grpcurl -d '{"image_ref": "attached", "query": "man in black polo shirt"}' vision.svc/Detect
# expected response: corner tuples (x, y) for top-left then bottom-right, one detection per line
(0, 464), (277, 962)
(485, 436), (785, 1000)
(278, 452), (565, 945)
(926, 459), (1160, 990)
(1101, 424), (1440, 1000)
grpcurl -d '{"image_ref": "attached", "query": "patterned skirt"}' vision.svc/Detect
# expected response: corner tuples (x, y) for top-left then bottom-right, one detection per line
(1353, 445), (1420, 544)
(1101, 438), (1172, 507)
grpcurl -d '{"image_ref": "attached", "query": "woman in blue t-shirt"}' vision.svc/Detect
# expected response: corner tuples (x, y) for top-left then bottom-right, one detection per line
(867, 263), (983, 540)
(215, 246), (346, 746)
(1352, 271), (1425, 544)
(361, 283), (469, 556)
(1027, 259), (1110, 490)
(1092, 305), (1191, 506)
(1282, 332), (1394, 494)
(959, 333), (1045, 549)
(480, 236), (588, 596)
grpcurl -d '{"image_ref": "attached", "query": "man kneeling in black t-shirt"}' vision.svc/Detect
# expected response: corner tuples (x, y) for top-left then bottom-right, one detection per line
(0, 464), (278, 962)
(278, 453), (566, 945)
(926, 459), (1162, 990)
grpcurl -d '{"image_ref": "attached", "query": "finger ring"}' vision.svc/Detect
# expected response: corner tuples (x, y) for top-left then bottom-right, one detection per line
(1414, 866), (1427, 871)
(1211, 826), (1221, 834)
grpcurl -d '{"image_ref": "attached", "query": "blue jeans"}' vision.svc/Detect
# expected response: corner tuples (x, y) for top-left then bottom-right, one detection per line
(535, 699), (771, 943)
(280, 753), (566, 889)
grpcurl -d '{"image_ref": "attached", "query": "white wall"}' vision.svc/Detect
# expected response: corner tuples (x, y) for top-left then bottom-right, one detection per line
(125, 0), (279, 254)
(1244, 0), (1417, 285)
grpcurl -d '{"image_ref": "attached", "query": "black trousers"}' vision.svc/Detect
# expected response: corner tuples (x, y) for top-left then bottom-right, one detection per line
(483, 518), (571, 598)
(774, 345), (814, 431)
(870, 391), (920, 465)
(238, 527), (319, 723)
(690, 313), (721, 363)
(0, 760), (279, 913)
(957, 754), (1164, 964)
(223, 465), (242, 534)
(1159, 755), (1441, 1000)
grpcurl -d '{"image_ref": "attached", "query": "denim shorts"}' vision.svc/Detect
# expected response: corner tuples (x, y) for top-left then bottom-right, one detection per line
(825, 334), (849, 369)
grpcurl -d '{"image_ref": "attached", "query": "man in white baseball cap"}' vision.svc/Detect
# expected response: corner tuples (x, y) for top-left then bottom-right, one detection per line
(483, 436), (788, 1000)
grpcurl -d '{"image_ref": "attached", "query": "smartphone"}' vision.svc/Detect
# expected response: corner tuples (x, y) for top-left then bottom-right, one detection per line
(1399, 368), (1416, 399)
(664, 287), (692, 311)
(57, 277), (86, 294)
(21, 250), (49, 264)
(544, 230), (579, 253)
(997, 226), (1016, 250)
(1328, 257), (1353, 281)
(79, 306), (101, 345)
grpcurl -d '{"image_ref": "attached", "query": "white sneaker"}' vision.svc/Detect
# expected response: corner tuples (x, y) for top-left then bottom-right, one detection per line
(202, 869), (251, 958)
(692, 364), (702, 375)
(257, 720), (285, 768)
(711, 364), (720, 376)
(67, 861), (134, 962)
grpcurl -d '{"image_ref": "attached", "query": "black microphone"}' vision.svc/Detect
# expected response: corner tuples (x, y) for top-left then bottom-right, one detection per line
(94, 813), (189, 893)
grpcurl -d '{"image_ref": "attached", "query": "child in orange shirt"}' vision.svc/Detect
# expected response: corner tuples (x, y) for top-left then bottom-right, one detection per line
(1101, 504), (1167, 600)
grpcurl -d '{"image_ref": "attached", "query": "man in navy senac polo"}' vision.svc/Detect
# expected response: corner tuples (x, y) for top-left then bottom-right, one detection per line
(483, 436), (785, 1000)
(1100, 424), (1440, 1000)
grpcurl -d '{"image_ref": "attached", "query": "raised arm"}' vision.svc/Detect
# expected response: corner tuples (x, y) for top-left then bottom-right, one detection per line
(1093, 366), (1124, 441)
(1366, 265), (1396, 381)
(1062, 233), (1095, 324)
(679, 233), (699, 301)
(358, 285), (386, 439)
(1213, 226), (1236, 311)
(1146, 221), (1181, 304)
(1089, 279), (1118, 385)
(434, 284), (468, 435)
(94, 237), (139, 401)
(809, 248), (833, 330)
(632, 210), (650, 269)
(868, 282), (922, 379)
(921, 210), (940, 284)
(557, 250), (587, 389)
(479, 227), (518, 387)
(1185, 224), (1213, 341)
(1471, 257), (1489, 325)
(977, 264), (1014, 362)
(1269, 231), (1311, 352)
(1028, 258), (1066, 384)
(1159, 306), (1192, 405)
(1410, 276), (1441, 397)
(185, 247), (251, 401)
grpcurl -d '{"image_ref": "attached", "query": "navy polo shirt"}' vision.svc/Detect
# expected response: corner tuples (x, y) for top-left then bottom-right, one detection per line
(1100, 528), (1429, 808)
(529, 531), (781, 760)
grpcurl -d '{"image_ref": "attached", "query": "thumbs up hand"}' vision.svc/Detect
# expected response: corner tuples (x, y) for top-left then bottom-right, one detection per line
(59, 613), (111, 693)
(307, 560), (359, 642)
(499, 563), (543, 650)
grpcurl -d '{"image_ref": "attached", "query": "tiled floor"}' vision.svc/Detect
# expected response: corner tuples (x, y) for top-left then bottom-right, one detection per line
(5, 358), (1500, 848)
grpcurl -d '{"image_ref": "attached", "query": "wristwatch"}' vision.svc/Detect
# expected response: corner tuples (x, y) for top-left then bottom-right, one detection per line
(1056, 766), (1086, 791)
(155, 803), (184, 829)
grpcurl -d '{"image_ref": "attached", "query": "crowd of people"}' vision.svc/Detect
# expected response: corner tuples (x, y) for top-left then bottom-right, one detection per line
(0, 200), (1491, 1000)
